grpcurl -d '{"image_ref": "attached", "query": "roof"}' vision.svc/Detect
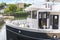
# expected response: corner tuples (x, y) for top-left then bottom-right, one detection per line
(24, 5), (50, 11)
(52, 5), (60, 12)
(25, 4), (60, 12)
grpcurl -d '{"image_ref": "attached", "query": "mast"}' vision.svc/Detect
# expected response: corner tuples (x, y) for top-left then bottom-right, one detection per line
(45, 0), (55, 10)
(50, 0), (55, 10)
(45, 0), (50, 8)
(52, 0), (55, 5)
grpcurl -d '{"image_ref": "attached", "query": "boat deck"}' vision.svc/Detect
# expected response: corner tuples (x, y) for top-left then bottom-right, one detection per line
(6, 23), (60, 33)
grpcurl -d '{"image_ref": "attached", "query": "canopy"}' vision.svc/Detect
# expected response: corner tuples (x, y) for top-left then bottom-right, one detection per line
(25, 4), (60, 12)
(24, 5), (50, 11)
(52, 5), (60, 12)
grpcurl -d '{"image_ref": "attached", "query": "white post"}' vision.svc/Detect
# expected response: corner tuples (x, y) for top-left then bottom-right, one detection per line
(59, 15), (60, 29)
(37, 11), (39, 29)
(37, 11), (39, 19)
(47, 18), (49, 29)
(30, 11), (33, 28)
(31, 11), (32, 19)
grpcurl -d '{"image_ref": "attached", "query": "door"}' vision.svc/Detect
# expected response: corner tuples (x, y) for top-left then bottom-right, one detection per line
(38, 12), (47, 29)
(53, 15), (59, 29)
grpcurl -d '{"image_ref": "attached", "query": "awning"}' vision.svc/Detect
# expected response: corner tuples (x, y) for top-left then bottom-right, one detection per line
(24, 5), (50, 11)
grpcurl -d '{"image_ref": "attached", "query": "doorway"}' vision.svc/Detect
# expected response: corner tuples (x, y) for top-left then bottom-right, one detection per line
(38, 12), (47, 29)
(52, 15), (59, 29)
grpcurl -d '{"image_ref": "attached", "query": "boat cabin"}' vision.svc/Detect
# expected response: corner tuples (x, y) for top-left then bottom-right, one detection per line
(25, 5), (60, 29)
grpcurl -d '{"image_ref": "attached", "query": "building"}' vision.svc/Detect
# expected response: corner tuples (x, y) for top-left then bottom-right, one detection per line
(16, 3), (24, 9)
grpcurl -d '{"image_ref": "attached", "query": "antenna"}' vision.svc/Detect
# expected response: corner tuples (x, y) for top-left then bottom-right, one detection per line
(45, 0), (49, 8)
(50, 0), (55, 10)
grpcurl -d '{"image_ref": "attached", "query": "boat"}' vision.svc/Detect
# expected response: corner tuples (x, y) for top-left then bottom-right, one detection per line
(6, 0), (60, 40)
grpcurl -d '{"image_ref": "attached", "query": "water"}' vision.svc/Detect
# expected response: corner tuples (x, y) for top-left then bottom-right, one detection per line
(0, 20), (27, 40)
(0, 24), (6, 40)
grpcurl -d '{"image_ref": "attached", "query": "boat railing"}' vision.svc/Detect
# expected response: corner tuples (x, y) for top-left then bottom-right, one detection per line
(9, 20), (30, 28)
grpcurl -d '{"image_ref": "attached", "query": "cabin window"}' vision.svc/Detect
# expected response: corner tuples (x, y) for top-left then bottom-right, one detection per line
(41, 12), (47, 18)
(28, 11), (31, 18)
(39, 12), (50, 18)
(32, 11), (37, 19)
(42, 13), (46, 18)
(47, 12), (50, 18)
(39, 12), (41, 18)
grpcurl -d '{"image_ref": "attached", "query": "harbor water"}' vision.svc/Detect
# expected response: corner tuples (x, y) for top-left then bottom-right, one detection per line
(0, 24), (6, 40)
(0, 20), (27, 40)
